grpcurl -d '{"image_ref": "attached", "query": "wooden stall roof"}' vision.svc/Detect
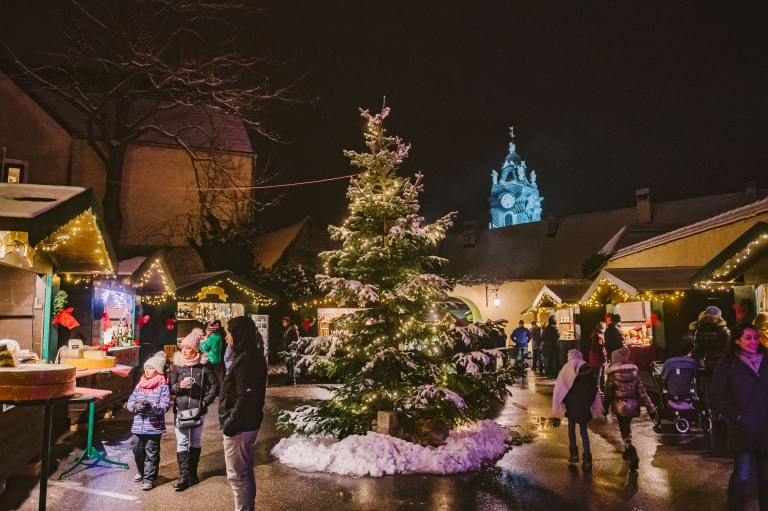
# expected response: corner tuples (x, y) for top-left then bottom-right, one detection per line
(118, 251), (176, 295)
(689, 221), (768, 288)
(0, 184), (117, 273)
(175, 271), (278, 304)
(582, 267), (698, 305)
(525, 283), (591, 314)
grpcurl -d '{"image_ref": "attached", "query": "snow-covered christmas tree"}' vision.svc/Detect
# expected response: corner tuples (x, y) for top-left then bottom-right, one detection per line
(276, 107), (518, 443)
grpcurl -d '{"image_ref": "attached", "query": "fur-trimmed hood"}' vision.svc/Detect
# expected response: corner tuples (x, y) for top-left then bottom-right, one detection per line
(606, 362), (638, 377)
(689, 312), (727, 331)
(173, 351), (209, 366)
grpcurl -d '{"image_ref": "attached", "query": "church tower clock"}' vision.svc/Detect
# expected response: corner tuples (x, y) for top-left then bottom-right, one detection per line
(489, 128), (543, 228)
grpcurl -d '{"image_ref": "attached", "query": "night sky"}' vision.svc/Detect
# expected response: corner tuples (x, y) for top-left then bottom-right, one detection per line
(3, 1), (767, 233)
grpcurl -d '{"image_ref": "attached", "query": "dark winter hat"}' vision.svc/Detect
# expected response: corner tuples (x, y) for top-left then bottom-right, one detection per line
(704, 306), (722, 317)
(611, 314), (622, 323)
(228, 316), (257, 356)
(282, 316), (292, 322)
(597, 321), (606, 332)
(611, 346), (632, 365)
(578, 363), (592, 375)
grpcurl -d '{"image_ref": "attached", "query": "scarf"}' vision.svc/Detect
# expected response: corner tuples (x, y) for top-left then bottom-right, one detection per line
(178, 352), (202, 367)
(137, 374), (166, 390)
(739, 350), (763, 375)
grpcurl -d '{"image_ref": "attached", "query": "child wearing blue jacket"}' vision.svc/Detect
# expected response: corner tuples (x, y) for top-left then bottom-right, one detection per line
(127, 351), (170, 490)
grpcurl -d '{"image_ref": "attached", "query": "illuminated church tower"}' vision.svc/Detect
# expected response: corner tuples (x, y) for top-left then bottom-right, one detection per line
(489, 128), (543, 228)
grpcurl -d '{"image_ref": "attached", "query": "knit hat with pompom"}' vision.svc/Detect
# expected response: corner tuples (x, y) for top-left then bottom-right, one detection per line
(144, 351), (167, 374)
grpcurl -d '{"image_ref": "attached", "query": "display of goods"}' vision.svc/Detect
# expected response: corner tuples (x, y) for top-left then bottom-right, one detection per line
(63, 356), (116, 370)
(0, 364), (76, 401)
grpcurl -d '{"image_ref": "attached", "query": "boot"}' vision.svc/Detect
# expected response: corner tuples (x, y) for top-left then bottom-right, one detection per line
(568, 446), (580, 463)
(174, 451), (191, 491)
(582, 452), (592, 471)
(622, 438), (632, 460)
(189, 447), (201, 485)
(627, 445), (639, 471)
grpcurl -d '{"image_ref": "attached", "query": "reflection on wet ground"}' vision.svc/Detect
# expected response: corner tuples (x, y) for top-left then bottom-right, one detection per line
(530, 416), (562, 429)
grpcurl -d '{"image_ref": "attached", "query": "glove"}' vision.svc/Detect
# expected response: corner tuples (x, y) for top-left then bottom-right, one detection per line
(140, 401), (152, 413)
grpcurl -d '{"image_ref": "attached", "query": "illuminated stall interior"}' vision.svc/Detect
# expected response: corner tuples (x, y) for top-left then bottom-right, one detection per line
(175, 271), (277, 342)
(525, 284), (589, 340)
(0, 184), (116, 360)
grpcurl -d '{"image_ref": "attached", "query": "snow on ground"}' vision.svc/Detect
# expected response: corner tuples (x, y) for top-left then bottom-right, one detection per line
(271, 420), (511, 477)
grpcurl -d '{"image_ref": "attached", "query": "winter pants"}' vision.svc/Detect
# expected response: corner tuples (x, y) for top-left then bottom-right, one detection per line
(532, 349), (540, 371)
(175, 414), (206, 452)
(544, 353), (558, 379)
(286, 358), (295, 381)
(728, 452), (768, 511)
(697, 372), (713, 410)
(617, 416), (633, 442)
(132, 434), (161, 484)
(223, 429), (259, 511)
(568, 421), (591, 453)
(515, 344), (528, 368)
(593, 364), (606, 392)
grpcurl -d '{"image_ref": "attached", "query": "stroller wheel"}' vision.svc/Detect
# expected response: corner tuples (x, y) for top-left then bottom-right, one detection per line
(702, 414), (713, 433)
(654, 411), (663, 427)
(674, 418), (690, 434)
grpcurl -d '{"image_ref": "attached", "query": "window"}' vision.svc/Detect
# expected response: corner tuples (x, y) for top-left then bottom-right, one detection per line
(504, 213), (514, 226)
(2, 160), (27, 183)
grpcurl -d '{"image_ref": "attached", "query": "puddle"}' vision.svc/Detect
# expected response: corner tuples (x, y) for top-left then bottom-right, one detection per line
(530, 416), (561, 429)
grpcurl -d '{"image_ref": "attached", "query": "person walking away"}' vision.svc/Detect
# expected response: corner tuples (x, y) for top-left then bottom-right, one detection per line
(542, 317), (560, 378)
(511, 320), (531, 368)
(530, 321), (543, 372)
(590, 322), (607, 392)
(604, 314), (626, 363)
(602, 346), (657, 471)
(200, 320), (225, 386)
(692, 306), (730, 411)
(552, 349), (602, 471)
(126, 352), (170, 491)
(709, 324), (768, 510)
(753, 312), (768, 348)
(282, 317), (299, 385)
(170, 329), (219, 491)
(220, 316), (268, 511)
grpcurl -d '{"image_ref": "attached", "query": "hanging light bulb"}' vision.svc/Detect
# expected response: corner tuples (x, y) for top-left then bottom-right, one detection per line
(493, 293), (501, 308)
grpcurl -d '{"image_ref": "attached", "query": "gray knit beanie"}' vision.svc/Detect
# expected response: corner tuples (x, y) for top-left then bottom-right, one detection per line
(704, 306), (722, 317)
(144, 351), (167, 374)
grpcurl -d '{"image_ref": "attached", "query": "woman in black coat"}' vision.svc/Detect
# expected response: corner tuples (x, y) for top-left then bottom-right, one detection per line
(542, 317), (560, 379)
(709, 323), (768, 510)
(170, 330), (219, 491)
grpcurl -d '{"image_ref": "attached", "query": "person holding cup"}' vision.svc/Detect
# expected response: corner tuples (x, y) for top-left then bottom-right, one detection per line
(170, 328), (219, 491)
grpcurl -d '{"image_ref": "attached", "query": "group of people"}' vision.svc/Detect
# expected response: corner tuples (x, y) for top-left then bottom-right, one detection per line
(126, 316), (268, 511)
(510, 317), (561, 378)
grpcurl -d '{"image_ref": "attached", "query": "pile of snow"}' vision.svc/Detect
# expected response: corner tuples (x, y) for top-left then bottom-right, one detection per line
(271, 420), (510, 477)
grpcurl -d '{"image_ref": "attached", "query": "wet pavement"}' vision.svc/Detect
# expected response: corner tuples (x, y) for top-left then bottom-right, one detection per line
(0, 371), (748, 511)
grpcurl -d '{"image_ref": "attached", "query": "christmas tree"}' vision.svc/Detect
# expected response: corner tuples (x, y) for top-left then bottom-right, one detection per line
(277, 107), (518, 442)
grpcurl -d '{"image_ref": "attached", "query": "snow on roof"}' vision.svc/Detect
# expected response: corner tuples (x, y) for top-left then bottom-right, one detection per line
(118, 257), (147, 276)
(612, 196), (768, 260)
(0, 184), (86, 219)
(252, 218), (309, 269)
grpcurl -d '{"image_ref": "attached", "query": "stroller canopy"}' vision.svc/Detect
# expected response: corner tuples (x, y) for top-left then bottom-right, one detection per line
(660, 356), (698, 381)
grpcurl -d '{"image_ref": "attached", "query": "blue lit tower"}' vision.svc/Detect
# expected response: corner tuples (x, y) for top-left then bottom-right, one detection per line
(489, 128), (543, 228)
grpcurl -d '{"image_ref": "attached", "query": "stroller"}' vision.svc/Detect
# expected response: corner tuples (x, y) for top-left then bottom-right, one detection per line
(650, 357), (712, 433)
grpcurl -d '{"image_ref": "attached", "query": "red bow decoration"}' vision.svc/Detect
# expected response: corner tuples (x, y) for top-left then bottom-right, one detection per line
(605, 314), (613, 325)
(165, 318), (176, 331)
(137, 315), (151, 327)
(630, 313), (661, 332)
(52, 308), (80, 330)
(733, 304), (744, 320)
(102, 310), (112, 332)
(301, 318), (314, 331)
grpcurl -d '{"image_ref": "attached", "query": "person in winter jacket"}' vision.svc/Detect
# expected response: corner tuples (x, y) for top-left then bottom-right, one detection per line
(602, 346), (656, 471)
(282, 317), (299, 385)
(753, 312), (768, 348)
(511, 320), (531, 368)
(542, 317), (560, 378)
(220, 316), (268, 511)
(201, 320), (226, 385)
(589, 322), (607, 392)
(126, 352), (170, 491)
(692, 306), (730, 410)
(604, 314), (625, 362)
(552, 349), (602, 471)
(530, 321), (543, 372)
(170, 329), (219, 491)
(708, 323), (768, 511)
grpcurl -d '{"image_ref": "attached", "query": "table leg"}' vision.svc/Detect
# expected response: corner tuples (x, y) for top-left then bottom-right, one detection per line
(39, 403), (53, 511)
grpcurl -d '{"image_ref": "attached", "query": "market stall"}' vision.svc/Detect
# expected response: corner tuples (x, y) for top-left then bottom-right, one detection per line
(174, 271), (276, 353)
(525, 284), (590, 340)
(0, 184), (117, 488)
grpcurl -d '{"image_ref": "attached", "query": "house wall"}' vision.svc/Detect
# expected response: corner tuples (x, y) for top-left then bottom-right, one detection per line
(0, 73), (74, 185)
(607, 215), (768, 269)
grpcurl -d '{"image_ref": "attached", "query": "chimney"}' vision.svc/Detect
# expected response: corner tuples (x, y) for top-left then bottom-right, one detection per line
(546, 214), (558, 237)
(635, 188), (652, 224)
(462, 220), (478, 247)
(746, 182), (757, 204)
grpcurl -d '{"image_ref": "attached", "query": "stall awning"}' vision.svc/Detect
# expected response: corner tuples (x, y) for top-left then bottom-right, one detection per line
(118, 251), (176, 296)
(525, 283), (590, 314)
(581, 267), (698, 305)
(176, 271), (277, 305)
(0, 184), (116, 273)
(689, 222), (768, 290)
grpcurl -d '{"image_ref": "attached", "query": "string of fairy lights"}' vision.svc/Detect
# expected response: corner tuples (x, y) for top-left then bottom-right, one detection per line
(694, 232), (768, 290)
(177, 277), (274, 306)
(37, 209), (114, 274)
